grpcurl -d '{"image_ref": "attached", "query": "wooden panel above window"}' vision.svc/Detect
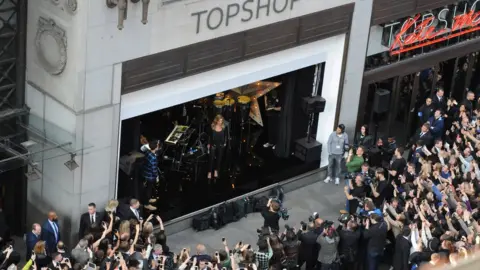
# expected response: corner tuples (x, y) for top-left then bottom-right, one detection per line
(122, 3), (354, 95)
(372, 0), (459, 25)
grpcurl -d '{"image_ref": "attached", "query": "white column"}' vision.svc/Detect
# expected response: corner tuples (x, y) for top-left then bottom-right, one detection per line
(338, 0), (374, 138)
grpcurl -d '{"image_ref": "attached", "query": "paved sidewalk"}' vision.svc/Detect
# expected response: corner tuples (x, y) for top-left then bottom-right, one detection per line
(166, 172), (345, 253)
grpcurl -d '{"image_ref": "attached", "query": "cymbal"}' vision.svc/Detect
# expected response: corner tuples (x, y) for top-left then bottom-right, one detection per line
(238, 95), (251, 104)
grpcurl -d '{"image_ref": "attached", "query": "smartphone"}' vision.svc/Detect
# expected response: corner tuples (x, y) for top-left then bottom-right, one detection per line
(215, 252), (219, 256)
(229, 250), (233, 255)
(183, 248), (186, 252)
(247, 244), (251, 249)
(194, 267), (199, 270)
(86, 262), (96, 270)
(239, 241), (242, 246)
(222, 237), (225, 242)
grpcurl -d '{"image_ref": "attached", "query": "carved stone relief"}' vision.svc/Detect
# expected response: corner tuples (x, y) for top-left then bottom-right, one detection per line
(35, 17), (68, 76)
(44, 0), (78, 15)
(65, 0), (78, 14)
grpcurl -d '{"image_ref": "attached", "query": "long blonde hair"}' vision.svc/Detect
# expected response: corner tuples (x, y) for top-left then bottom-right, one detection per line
(33, 240), (46, 254)
(211, 114), (225, 130)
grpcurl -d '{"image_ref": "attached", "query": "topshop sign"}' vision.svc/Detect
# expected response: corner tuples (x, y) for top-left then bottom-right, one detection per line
(192, 0), (300, 34)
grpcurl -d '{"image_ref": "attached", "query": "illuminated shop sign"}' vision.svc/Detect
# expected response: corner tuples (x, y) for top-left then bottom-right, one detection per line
(384, 1), (480, 55)
(191, 0), (300, 34)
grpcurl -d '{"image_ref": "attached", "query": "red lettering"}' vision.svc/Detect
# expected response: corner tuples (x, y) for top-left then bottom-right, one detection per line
(390, 10), (480, 55)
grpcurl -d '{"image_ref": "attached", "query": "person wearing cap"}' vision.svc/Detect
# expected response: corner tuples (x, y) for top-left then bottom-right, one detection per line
(325, 124), (349, 185)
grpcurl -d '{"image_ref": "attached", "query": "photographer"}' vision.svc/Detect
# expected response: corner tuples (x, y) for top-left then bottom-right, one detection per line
(370, 168), (389, 208)
(363, 213), (388, 270)
(282, 228), (300, 270)
(316, 224), (339, 270)
(261, 199), (281, 233)
(336, 219), (360, 270)
(297, 223), (318, 270)
(343, 175), (367, 215)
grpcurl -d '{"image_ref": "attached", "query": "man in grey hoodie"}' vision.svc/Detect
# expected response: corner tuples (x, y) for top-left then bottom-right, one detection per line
(325, 124), (349, 185)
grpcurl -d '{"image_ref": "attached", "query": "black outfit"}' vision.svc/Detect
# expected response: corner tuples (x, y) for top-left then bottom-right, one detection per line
(410, 129), (433, 147)
(390, 157), (406, 187)
(363, 222), (388, 270)
(116, 204), (142, 221)
(79, 211), (104, 239)
(348, 185), (366, 215)
(431, 95), (447, 112)
(208, 125), (228, 175)
(373, 180), (388, 208)
(392, 235), (411, 270)
(265, 92), (282, 146)
(261, 208), (280, 232)
(297, 230), (319, 270)
(354, 133), (374, 149)
(418, 103), (434, 125)
(337, 226), (360, 270)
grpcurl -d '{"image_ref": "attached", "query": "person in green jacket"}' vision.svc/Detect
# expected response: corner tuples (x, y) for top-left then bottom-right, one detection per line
(346, 146), (365, 173)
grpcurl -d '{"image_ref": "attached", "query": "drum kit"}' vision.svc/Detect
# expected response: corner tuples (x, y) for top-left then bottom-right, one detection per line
(208, 92), (251, 124)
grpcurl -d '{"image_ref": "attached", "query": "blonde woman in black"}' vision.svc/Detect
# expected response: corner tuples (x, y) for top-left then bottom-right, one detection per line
(208, 114), (228, 182)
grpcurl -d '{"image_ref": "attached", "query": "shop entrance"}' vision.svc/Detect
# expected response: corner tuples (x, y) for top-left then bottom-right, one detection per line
(359, 52), (480, 146)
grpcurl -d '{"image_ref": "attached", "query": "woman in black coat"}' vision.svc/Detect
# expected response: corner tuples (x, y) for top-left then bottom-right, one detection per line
(354, 125), (374, 149)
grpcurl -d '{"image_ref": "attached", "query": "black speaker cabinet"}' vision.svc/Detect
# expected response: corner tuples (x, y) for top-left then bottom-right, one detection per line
(301, 96), (326, 114)
(373, 89), (390, 114)
(294, 137), (322, 163)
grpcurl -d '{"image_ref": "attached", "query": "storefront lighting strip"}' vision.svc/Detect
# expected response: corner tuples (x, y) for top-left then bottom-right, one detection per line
(391, 26), (480, 55)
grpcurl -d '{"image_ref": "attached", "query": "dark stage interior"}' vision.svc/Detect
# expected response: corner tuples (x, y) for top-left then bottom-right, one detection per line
(117, 64), (324, 221)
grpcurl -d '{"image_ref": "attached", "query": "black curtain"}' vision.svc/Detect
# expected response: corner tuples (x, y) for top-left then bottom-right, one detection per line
(274, 73), (296, 158)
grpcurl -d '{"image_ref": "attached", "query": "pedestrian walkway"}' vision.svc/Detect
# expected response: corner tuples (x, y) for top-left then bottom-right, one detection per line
(166, 172), (345, 252)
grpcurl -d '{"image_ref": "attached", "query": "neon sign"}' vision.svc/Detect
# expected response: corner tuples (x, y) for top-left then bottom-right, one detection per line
(388, 5), (480, 55)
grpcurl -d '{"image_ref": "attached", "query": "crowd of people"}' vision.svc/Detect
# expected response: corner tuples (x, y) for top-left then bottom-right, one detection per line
(3, 88), (480, 270)
(323, 87), (480, 269)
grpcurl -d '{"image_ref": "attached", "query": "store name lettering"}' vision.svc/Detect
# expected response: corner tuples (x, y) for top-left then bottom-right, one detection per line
(385, 0), (480, 55)
(192, 0), (300, 34)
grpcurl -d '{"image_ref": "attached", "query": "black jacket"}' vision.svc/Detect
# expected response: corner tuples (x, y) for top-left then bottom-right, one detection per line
(297, 230), (319, 261)
(393, 235), (411, 270)
(363, 222), (388, 255)
(337, 226), (361, 262)
(79, 211), (104, 239)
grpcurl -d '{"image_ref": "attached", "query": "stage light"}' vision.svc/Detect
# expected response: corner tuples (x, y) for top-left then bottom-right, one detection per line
(64, 153), (79, 171)
(25, 163), (42, 181)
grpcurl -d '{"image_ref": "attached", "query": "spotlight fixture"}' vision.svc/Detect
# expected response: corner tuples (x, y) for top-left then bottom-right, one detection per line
(25, 163), (42, 181)
(64, 153), (79, 171)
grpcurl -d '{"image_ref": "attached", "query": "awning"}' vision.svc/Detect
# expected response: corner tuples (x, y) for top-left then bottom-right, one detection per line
(0, 113), (92, 174)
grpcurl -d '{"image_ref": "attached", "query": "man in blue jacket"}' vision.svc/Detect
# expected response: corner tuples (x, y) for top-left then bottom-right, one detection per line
(428, 109), (445, 140)
(141, 140), (161, 211)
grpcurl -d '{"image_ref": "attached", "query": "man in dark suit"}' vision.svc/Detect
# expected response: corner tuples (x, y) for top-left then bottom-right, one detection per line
(410, 123), (433, 148)
(431, 88), (446, 112)
(337, 220), (360, 270)
(79, 202), (104, 239)
(428, 109), (445, 140)
(117, 198), (142, 221)
(297, 223), (319, 270)
(392, 227), (412, 270)
(26, 223), (41, 260)
(41, 211), (60, 255)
